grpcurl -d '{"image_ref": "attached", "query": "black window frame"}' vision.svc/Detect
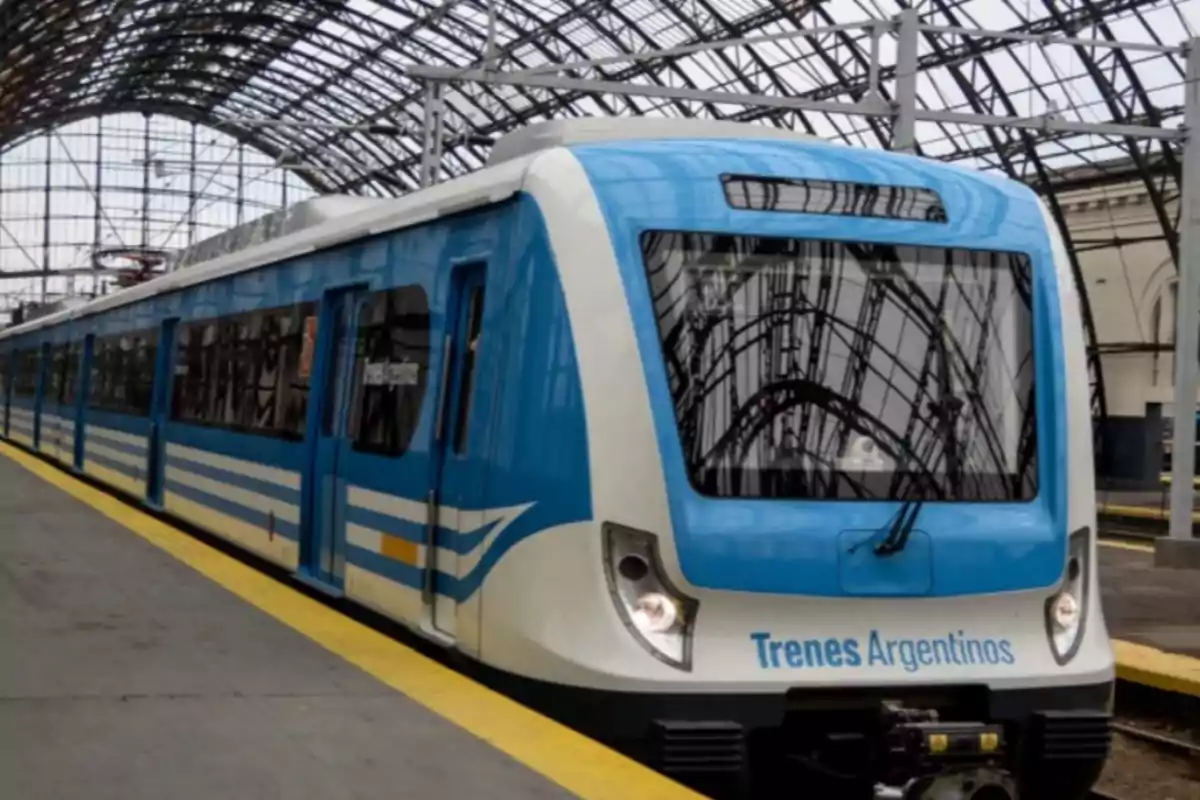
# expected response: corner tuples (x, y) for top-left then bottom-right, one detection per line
(12, 348), (40, 398)
(345, 284), (432, 458)
(721, 174), (949, 223)
(638, 229), (1039, 503)
(88, 328), (159, 417)
(170, 301), (319, 442)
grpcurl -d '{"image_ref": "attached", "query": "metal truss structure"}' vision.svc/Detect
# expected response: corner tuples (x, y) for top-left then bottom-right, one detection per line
(0, 114), (315, 316)
(0, 0), (1197, 532)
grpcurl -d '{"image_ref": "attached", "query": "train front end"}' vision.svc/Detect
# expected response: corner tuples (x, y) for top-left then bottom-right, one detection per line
(518, 136), (1115, 800)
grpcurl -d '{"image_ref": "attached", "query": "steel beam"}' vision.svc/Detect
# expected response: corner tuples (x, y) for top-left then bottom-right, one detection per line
(1167, 38), (1200, 540)
(405, 64), (1186, 143)
(892, 8), (919, 153)
(419, 81), (446, 188)
(917, 23), (1185, 56)
(211, 116), (409, 135)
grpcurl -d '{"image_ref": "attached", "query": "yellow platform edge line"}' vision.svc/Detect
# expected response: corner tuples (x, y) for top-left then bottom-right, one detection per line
(1096, 502), (1200, 524)
(0, 441), (706, 800)
(1158, 474), (1200, 488)
(1112, 640), (1200, 698)
(1098, 539), (1154, 553)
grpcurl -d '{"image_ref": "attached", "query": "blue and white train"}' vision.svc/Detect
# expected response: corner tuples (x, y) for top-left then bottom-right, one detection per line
(0, 118), (1113, 800)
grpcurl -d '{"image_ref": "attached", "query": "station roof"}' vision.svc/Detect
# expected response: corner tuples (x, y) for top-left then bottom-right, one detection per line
(0, 0), (1190, 207)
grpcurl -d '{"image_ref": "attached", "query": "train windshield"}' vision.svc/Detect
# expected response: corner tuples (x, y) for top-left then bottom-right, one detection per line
(640, 232), (1037, 502)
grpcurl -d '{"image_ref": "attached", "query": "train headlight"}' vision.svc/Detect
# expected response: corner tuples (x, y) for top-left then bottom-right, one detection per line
(602, 522), (698, 671)
(1051, 591), (1080, 630)
(1044, 526), (1090, 665)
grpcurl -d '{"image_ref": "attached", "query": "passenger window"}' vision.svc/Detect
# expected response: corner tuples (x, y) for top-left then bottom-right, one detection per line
(13, 349), (40, 397)
(348, 285), (431, 456)
(45, 345), (64, 404)
(62, 343), (80, 406)
(88, 328), (157, 416)
(171, 302), (317, 439)
(452, 286), (485, 455)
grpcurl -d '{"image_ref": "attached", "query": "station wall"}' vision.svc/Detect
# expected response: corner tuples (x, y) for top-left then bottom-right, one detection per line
(1064, 174), (1185, 487)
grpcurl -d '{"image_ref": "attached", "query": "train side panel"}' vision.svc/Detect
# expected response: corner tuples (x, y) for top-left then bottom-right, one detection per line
(471, 194), (594, 669)
(162, 423), (305, 570)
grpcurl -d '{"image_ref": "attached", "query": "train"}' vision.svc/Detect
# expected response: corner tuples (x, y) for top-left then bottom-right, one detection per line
(0, 117), (1114, 800)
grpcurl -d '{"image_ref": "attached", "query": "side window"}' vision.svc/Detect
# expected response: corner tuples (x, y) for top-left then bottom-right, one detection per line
(0, 354), (7, 397)
(171, 302), (317, 440)
(452, 285), (486, 454)
(45, 345), (65, 405)
(13, 349), (39, 397)
(349, 285), (431, 456)
(89, 329), (157, 416)
(62, 343), (80, 406)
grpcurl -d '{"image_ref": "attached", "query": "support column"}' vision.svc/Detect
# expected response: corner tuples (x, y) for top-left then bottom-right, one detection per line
(892, 7), (919, 153)
(187, 121), (198, 248)
(141, 113), (151, 251)
(419, 81), (446, 188)
(1161, 37), (1200, 567)
(93, 119), (104, 297)
(236, 141), (245, 226)
(41, 128), (53, 304)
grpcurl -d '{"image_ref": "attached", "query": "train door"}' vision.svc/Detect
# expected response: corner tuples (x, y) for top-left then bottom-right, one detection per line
(46, 341), (80, 464)
(75, 335), (94, 469)
(146, 318), (178, 506)
(425, 264), (488, 638)
(34, 343), (50, 452)
(303, 285), (367, 591)
(44, 344), (66, 461)
(0, 352), (9, 438)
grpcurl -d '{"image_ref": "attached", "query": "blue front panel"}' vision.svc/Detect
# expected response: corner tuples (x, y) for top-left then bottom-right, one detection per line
(575, 139), (1066, 598)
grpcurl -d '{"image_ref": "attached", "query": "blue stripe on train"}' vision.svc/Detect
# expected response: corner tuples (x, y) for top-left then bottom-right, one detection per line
(84, 448), (142, 481)
(166, 454), (301, 506)
(344, 504), (499, 555)
(85, 430), (147, 456)
(345, 544), (460, 597)
(167, 422), (304, 473)
(164, 478), (300, 541)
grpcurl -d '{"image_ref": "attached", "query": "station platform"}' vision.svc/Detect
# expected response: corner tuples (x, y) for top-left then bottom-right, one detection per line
(2, 443), (1199, 800)
(1099, 541), (1200, 696)
(0, 444), (700, 800)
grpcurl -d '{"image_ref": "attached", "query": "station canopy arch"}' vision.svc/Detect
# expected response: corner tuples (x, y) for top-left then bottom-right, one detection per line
(1, 0), (1197, 443)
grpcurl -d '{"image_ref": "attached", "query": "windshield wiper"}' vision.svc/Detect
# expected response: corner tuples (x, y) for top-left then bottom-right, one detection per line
(874, 497), (924, 556)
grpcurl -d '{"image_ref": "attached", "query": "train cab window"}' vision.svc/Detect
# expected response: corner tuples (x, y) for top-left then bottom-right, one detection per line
(348, 285), (430, 456)
(89, 329), (158, 416)
(640, 231), (1037, 502)
(171, 302), (317, 440)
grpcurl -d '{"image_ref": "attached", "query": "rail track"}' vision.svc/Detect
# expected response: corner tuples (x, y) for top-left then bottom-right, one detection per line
(1088, 719), (1200, 800)
(1112, 720), (1200, 761)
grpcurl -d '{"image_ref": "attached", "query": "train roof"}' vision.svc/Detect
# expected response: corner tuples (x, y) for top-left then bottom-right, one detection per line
(0, 149), (540, 342)
(486, 117), (822, 165)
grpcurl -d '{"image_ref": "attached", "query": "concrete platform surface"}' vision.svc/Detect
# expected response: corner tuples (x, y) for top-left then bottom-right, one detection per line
(0, 454), (576, 800)
(1100, 544), (1200, 659)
